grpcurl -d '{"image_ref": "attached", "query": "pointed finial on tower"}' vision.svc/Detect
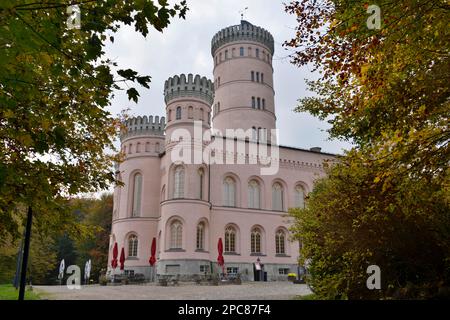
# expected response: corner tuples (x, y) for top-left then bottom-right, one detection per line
(239, 7), (248, 21)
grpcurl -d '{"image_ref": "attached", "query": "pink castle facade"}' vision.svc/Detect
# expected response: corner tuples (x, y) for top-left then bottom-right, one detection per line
(108, 20), (335, 281)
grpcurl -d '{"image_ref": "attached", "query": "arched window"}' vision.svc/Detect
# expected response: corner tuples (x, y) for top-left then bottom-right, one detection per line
(248, 180), (260, 209)
(168, 109), (172, 121)
(198, 168), (204, 200)
(261, 73), (264, 83)
(225, 226), (236, 252)
(131, 173), (142, 217)
(225, 50), (228, 59)
(200, 108), (204, 121)
(251, 97), (256, 108)
(251, 71), (255, 81)
(257, 97), (261, 109)
(145, 142), (150, 152)
(256, 72), (260, 82)
(256, 48), (260, 58)
(295, 185), (305, 208)
(223, 177), (236, 207)
(262, 99), (265, 110)
(161, 185), (166, 202)
(272, 182), (284, 211)
(170, 220), (183, 249)
(128, 234), (138, 257)
(196, 222), (205, 250)
(252, 127), (257, 141)
(176, 106), (182, 120)
(173, 166), (184, 198)
(188, 106), (193, 119)
(155, 142), (160, 153)
(275, 230), (286, 254)
(136, 142), (141, 153)
(240, 47), (244, 56)
(251, 227), (262, 253)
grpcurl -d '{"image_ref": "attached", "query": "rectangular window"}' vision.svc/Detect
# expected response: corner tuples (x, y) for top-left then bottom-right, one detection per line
(278, 268), (290, 275)
(256, 72), (260, 82)
(226, 267), (239, 274)
(257, 98), (261, 109)
(240, 47), (244, 56)
(200, 265), (210, 273)
(261, 73), (264, 83)
(251, 71), (254, 81)
(225, 50), (228, 59)
(252, 97), (256, 108)
(256, 48), (260, 58)
(262, 99), (265, 109)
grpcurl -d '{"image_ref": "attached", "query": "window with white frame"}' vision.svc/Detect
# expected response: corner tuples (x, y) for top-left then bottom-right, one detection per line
(248, 180), (261, 209)
(295, 185), (306, 208)
(276, 230), (286, 254)
(272, 182), (284, 211)
(128, 234), (138, 257)
(225, 226), (236, 252)
(223, 177), (236, 207)
(196, 222), (205, 250)
(131, 173), (142, 217)
(251, 227), (262, 254)
(170, 220), (183, 249)
(173, 166), (185, 198)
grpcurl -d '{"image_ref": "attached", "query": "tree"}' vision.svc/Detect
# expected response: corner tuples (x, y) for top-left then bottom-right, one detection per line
(284, 0), (449, 183)
(0, 0), (188, 241)
(284, 0), (450, 299)
(72, 193), (112, 282)
(290, 156), (450, 299)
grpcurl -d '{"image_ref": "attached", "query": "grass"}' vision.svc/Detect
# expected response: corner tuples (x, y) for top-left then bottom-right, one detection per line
(0, 284), (41, 300)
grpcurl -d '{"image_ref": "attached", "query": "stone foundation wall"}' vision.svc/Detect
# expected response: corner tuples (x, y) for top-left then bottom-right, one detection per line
(119, 260), (300, 282)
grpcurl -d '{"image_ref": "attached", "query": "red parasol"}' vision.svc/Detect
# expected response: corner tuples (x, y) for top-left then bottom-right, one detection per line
(217, 238), (224, 273)
(111, 242), (118, 269)
(149, 237), (156, 266)
(119, 247), (125, 271)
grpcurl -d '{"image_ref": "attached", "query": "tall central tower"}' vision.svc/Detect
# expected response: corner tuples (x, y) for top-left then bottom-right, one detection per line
(211, 20), (276, 140)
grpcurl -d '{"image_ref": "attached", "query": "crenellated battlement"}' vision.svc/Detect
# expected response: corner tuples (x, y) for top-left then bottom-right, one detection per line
(120, 115), (165, 141)
(164, 73), (214, 105)
(211, 20), (275, 57)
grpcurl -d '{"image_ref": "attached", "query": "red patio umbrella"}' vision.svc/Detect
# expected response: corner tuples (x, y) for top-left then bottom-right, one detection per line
(149, 237), (156, 266)
(119, 247), (125, 271)
(111, 242), (118, 269)
(217, 238), (225, 274)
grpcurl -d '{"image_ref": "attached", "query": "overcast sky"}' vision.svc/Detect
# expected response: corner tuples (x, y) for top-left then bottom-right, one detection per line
(103, 0), (352, 155)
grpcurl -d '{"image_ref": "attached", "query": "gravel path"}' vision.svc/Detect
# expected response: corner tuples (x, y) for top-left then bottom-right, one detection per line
(34, 282), (312, 300)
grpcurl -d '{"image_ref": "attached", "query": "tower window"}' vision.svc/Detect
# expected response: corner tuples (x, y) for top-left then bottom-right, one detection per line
(256, 48), (260, 58)
(256, 72), (260, 82)
(257, 98), (261, 109)
(176, 106), (182, 120)
(240, 47), (244, 56)
(262, 99), (265, 109)
(261, 73), (264, 83)
(225, 50), (228, 59)
(251, 97), (256, 108)
(251, 71), (254, 81)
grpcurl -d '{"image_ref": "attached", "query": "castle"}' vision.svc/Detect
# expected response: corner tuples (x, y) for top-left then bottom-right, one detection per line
(108, 20), (335, 281)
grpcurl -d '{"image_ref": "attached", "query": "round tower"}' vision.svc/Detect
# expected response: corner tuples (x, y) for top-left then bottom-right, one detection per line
(109, 115), (165, 279)
(164, 73), (214, 143)
(211, 20), (276, 141)
(157, 74), (214, 280)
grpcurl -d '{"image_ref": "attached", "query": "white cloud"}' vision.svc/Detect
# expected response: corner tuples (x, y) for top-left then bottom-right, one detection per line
(103, 0), (353, 154)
